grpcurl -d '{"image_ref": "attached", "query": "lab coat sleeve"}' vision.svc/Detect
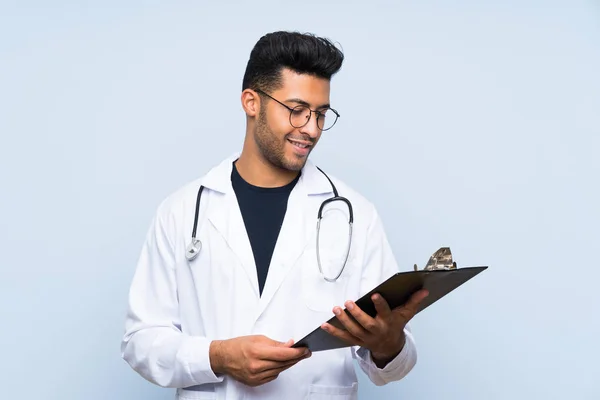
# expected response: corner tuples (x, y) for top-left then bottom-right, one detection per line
(351, 206), (418, 386)
(120, 205), (224, 388)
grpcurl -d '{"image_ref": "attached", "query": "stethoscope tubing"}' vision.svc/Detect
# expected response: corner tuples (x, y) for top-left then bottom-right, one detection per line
(185, 167), (353, 282)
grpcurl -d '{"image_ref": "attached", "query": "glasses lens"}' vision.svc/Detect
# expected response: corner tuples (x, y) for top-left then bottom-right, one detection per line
(290, 105), (311, 128)
(289, 106), (339, 131)
(317, 109), (337, 131)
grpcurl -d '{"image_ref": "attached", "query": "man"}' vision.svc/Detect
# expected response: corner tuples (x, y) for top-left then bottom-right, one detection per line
(121, 31), (428, 400)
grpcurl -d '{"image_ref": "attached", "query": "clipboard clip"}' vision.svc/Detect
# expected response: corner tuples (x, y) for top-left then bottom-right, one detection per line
(414, 247), (458, 271)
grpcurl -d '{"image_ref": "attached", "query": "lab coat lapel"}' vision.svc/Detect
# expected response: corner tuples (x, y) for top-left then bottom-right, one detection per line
(254, 183), (311, 316)
(209, 191), (260, 298)
(254, 162), (333, 320)
(204, 155), (260, 298)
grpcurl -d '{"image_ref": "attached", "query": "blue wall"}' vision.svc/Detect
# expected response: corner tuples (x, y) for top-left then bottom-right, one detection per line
(1, 1), (598, 399)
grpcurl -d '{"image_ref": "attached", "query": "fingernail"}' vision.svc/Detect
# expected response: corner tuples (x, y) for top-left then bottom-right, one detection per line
(346, 302), (354, 311)
(334, 308), (341, 316)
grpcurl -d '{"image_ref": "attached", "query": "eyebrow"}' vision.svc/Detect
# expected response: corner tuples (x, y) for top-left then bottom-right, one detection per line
(285, 97), (331, 109)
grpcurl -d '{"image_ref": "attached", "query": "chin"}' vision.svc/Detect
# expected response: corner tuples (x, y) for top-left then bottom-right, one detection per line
(280, 155), (308, 172)
(282, 161), (306, 172)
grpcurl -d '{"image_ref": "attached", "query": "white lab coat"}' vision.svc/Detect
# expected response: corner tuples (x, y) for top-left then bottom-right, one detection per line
(121, 153), (417, 400)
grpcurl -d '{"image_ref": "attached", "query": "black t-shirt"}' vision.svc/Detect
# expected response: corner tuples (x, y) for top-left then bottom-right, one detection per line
(231, 162), (300, 296)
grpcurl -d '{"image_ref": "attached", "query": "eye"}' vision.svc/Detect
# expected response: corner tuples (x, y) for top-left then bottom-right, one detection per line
(291, 108), (306, 116)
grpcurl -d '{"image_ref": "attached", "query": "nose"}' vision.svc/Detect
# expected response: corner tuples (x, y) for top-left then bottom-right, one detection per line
(299, 112), (321, 139)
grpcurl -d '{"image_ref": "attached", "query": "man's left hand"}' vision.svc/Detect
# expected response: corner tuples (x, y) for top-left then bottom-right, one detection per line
(321, 289), (429, 367)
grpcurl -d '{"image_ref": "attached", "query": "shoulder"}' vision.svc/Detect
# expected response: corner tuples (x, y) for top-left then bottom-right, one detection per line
(145, 177), (203, 239)
(154, 154), (237, 221)
(157, 177), (204, 215)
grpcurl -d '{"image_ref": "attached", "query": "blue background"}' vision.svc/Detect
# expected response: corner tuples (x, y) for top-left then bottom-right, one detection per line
(1, 1), (599, 399)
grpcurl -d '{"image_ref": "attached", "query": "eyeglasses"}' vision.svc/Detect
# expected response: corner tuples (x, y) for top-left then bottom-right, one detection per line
(256, 89), (340, 131)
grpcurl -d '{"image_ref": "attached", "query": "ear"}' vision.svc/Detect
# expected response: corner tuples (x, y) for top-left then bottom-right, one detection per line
(241, 89), (260, 117)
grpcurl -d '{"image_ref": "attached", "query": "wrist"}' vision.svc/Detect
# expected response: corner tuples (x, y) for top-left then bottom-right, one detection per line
(209, 340), (228, 375)
(371, 349), (399, 367)
(371, 333), (406, 367)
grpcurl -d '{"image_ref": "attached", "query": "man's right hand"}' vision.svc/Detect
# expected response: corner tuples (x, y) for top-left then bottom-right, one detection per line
(209, 335), (311, 387)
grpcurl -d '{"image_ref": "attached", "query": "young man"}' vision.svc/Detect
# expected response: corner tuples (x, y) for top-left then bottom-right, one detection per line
(121, 31), (428, 400)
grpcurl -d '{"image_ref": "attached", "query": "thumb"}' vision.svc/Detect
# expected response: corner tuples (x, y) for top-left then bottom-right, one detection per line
(277, 338), (294, 347)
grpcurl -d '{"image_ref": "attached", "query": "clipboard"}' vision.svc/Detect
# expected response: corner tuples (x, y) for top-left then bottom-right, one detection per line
(292, 247), (488, 352)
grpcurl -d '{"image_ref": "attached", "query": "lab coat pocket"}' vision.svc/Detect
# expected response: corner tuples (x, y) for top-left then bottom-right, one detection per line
(301, 267), (350, 312)
(300, 244), (352, 313)
(300, 216), (355, 312)
(305, 382), (358, 399)
(177, 388), (216, 400)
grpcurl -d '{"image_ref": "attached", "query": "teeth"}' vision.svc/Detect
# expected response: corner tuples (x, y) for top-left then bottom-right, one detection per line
(289, 140), (308, 148)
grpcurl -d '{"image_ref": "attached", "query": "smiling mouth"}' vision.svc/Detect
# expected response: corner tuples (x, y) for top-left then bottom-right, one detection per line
(287, 139), (311, 149)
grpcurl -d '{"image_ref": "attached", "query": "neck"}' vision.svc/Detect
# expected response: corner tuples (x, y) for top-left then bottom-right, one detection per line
(235, 151), (299, 188)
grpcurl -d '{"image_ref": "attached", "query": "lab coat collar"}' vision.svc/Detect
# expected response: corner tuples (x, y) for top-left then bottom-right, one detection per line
(200, 152), (334, 195)
(200, 152), (333, 315)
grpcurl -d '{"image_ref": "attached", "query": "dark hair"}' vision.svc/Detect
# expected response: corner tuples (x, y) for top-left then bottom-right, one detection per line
(242, 31), (344, 92)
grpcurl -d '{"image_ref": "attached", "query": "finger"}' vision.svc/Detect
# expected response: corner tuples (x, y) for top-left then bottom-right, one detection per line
(257, 352), (309, 373)
(371, 293), (392, 320)
(255, 364), (292, 386)
(395, 289), (429, 319)
(333, 305), (370, 340)
(343, 301), (380, 334)
(275, 348), (311, 365)
(247, 351), (310, 379)
(254, 356), (307, 384)
(321, 321), (363, 347)
(267, 351), (310, 370)
(257, 336), (294, 347)
(259, 344), (309, 362)
(405, 289), (429, 313)
(256, 374), (278, 386)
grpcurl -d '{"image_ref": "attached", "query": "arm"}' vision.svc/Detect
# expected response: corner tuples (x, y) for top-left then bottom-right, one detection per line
(120, 204), (309, 388)
(120, 207), (223, 388)
(351, 206), (419, 385)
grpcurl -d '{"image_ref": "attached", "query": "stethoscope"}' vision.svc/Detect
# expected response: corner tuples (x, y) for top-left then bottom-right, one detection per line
(185, 167), (354, 282)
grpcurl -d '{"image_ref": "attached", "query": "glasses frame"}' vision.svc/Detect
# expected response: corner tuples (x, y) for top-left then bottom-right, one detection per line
(255, 89), (340, 131)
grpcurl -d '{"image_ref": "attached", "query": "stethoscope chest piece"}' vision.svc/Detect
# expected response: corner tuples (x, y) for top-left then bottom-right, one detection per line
(186, 238), (202, 261)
